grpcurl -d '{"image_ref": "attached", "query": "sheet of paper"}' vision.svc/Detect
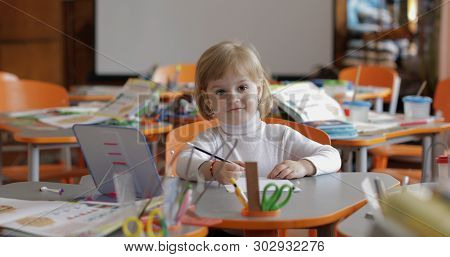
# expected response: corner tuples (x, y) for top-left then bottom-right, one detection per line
(0, 198), (134, 236)
(38, 114), (109, 129)
(7, 106), (98, 118)
(224, 177), (301, 193)
(352, 121), (400, 135)
(0, 198), (62, 225)
(96, 79), (158, 119)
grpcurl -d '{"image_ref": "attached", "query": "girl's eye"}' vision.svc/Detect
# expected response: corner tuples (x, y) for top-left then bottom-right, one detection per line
(215, 89), (226, 96)
(238, 84), (248, 92)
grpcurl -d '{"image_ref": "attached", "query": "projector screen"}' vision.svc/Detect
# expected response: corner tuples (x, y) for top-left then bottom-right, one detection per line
(95, 0), (333, 77)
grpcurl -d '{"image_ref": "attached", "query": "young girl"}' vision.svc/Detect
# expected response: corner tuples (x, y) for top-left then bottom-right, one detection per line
(176, 41), (341, 184)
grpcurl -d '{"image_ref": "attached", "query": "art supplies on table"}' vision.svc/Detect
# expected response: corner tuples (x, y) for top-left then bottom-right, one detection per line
(229, 178), (248, 208)
(0, 197), (135, 236)
(240, 163), (295, 214)
(224, 177), (300, 193)
(121, 179), (194, 237)
(122, 208), (167, 237)
(260, 183), (294, 211)
(245, 163), (262, 211)
(162, 179), (183, 227)
(187, 142), (233, 164)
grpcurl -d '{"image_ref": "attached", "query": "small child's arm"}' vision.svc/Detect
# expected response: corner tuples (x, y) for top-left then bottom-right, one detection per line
(269, 127), (341, 179)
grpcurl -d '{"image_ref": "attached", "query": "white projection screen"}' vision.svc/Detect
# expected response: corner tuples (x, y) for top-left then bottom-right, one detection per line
(95, 0), (333, 76)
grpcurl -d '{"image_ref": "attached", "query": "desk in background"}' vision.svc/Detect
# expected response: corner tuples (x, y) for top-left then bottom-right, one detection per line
(0, 114), (172, 183)
(332, 122), (450, 182)
(69, 85), (191, 103)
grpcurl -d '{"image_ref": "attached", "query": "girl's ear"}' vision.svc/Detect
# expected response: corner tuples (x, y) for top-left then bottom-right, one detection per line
(257, 79), (264, 99)
(200, 90), (215, 116)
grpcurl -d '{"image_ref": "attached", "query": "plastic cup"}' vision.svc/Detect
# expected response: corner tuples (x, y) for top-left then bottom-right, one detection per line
(402, 96), (432, 119)
(343, 101), (372, 122)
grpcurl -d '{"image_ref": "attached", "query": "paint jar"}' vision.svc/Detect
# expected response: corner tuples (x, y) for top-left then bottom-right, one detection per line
(343, 101), (372, 122)
(402, 96), (432, 119)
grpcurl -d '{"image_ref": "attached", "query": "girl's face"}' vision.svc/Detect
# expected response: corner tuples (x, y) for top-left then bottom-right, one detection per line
(206, 69), (261, 125)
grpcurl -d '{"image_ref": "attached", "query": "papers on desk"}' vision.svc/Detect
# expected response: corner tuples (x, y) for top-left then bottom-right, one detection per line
(71, 85), (122, 96)
(94, 79), (159, 120)
(272, 82), (346, 122)
(352, 121), (400, 136)
(6, 106), (99, 118)
(36, 79), (159, 128)
(352, 112), (438, 136)
(0, 197), (132, 236)
(38, 114), (110, 129)
(224, 178), (301, 193)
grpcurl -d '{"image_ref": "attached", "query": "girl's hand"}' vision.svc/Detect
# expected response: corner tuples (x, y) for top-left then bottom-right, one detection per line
(267, 160), (316, 180)
(213, 161), (245, 184)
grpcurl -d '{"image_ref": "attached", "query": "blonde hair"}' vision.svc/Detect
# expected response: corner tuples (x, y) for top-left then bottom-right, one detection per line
(195, 41), (273, 120)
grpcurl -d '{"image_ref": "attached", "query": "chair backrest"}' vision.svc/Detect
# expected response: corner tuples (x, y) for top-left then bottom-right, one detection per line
(165, 117), (330, 176)
(434, 78), (450, 122)
(152, 64), (196, 85)
(339, 65), (401, 114)
(0, 80), (69, 112)
(0, 71), (19, 82)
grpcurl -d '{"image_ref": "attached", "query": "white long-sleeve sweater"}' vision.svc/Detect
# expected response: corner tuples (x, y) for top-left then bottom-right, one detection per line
(176, 115), (341, 181)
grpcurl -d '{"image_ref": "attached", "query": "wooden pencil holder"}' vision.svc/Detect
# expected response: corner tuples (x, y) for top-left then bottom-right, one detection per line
(241, 207), (280, 217)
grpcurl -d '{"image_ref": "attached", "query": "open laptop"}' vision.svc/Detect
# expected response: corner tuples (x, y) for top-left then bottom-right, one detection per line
(73, 124), (162, 200)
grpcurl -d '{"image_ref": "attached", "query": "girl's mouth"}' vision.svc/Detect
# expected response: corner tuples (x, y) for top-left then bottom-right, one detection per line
(228, 107), (245, 112)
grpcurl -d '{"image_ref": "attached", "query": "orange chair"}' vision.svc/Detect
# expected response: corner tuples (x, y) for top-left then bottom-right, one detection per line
(0, 71), (19, 82)
(152, 64), (196, 85)
(339, 65), (401, 114)
(0, 80), (69, 112)
(370, 78), (450, 183)
(0, 80), (87, 183)
(165, 117), (330, 176)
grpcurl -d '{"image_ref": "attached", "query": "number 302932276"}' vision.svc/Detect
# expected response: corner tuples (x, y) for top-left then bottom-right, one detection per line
(253, 240), (325, 252)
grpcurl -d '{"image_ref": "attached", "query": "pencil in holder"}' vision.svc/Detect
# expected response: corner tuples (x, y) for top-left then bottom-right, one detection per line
(240, 207), (280, 217)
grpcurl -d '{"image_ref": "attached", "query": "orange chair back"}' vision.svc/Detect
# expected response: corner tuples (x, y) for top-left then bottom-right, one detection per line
(339, 66), (400, 114)
(152, 64), (196, 85)
(0, 80), (69, 112)
(165, 117), (330, 176)
(434, 78), (450, 122)
(0, 71), (19, 82)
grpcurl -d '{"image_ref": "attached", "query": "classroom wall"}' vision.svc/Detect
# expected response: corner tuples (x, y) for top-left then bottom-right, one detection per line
(95, 0), (334, 77)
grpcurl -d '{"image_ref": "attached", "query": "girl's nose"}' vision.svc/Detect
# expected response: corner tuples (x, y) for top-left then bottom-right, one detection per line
(227, 91), (240, 102)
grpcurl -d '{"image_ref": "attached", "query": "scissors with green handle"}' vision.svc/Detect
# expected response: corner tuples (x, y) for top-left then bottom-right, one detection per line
(261, 183), (294, 211)
(122, 208), (168, 237)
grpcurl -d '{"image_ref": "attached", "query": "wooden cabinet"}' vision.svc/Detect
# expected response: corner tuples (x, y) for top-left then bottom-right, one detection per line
(0, 0), (64, 85)
(0, 0), (95, 87)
